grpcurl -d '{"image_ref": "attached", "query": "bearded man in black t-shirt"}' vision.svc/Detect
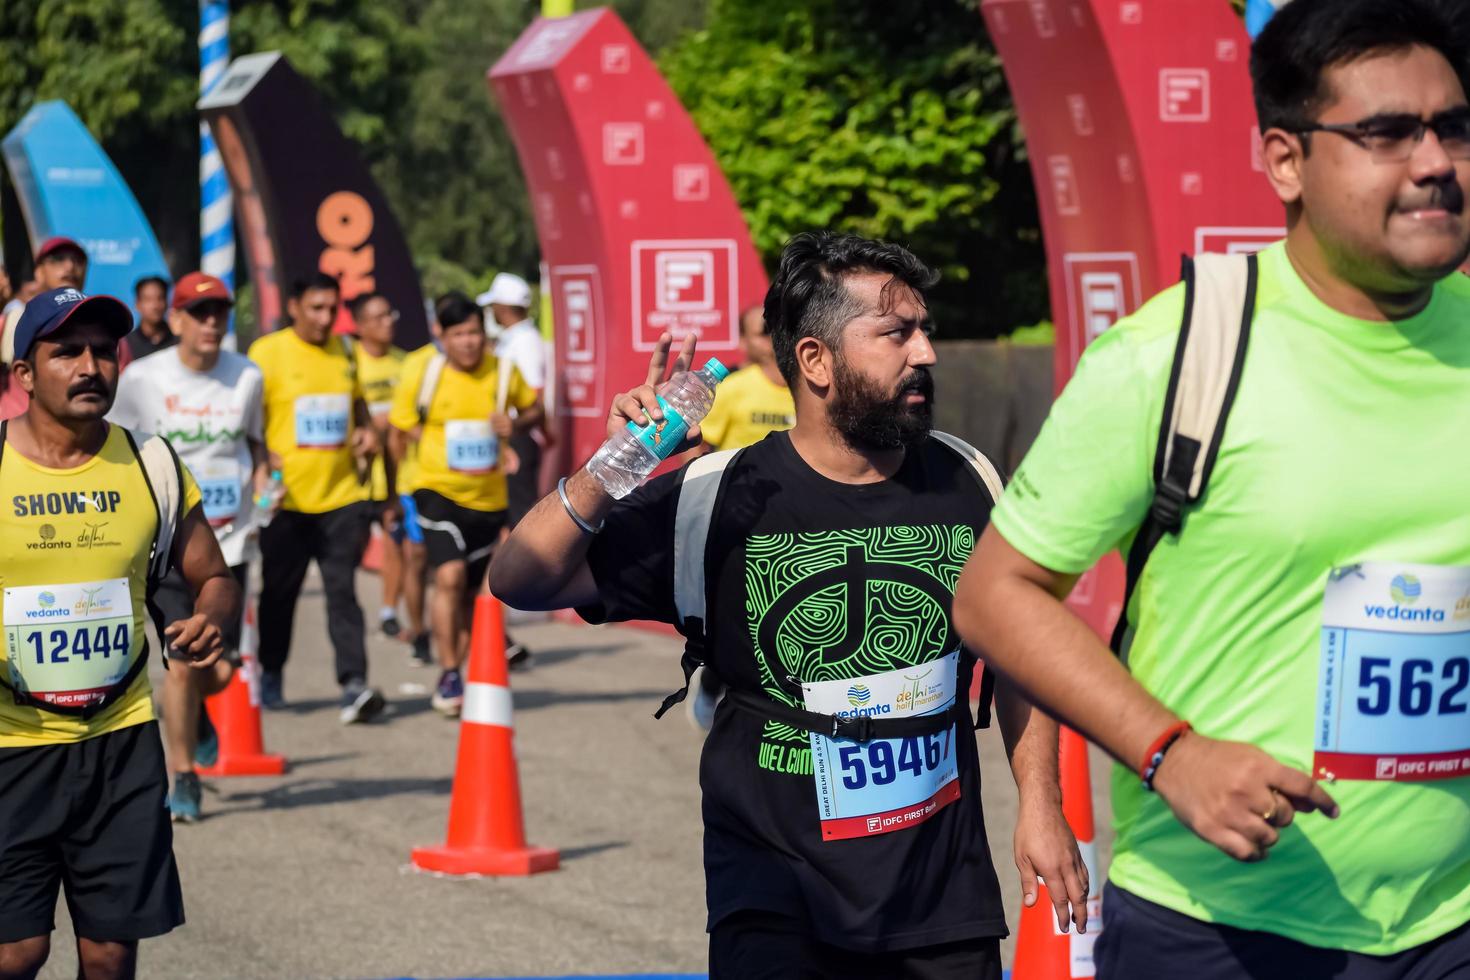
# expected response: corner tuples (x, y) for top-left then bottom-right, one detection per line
(490, 233), (1088, 978)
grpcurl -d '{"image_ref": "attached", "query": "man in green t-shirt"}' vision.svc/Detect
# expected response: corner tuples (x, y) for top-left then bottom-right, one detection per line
(953, 0), (1470, 975)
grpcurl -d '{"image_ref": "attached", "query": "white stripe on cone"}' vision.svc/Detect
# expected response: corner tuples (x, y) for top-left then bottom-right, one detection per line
(463, 682), (513, 728)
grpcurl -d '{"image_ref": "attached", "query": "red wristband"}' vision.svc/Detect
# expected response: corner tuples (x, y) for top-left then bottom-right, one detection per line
(1139, 721), (1192, 791)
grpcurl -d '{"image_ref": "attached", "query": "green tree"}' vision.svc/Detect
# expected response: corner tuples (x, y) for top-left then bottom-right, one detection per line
(659, 0), (1047, 337)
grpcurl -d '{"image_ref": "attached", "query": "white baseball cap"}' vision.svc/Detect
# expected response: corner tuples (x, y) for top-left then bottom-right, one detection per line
(477, 272), (533, 310)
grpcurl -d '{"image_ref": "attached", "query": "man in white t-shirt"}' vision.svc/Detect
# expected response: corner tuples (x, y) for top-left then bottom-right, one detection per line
(110, 271), (269, 823)
(478, 272), (546, 527)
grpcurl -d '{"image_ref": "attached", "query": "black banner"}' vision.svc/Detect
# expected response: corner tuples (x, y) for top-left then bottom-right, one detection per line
(199, 52), (428, 346)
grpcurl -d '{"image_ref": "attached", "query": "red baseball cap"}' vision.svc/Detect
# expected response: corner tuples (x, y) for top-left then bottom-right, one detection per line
(171, 271), (234, 310)
(34, 237), (86, 263)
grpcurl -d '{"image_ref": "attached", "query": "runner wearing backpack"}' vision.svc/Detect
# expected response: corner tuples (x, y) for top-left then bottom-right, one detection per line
(491, 233), (1088, 978)
(0, 288), (240, 979)
(953, 1), (1470, 975)
(388, 292), (540, 717)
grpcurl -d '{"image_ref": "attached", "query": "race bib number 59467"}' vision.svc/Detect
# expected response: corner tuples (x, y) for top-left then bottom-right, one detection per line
(1316, 562), (1470, 782)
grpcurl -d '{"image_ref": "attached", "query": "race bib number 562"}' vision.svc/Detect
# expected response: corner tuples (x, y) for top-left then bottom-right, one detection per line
(1316, 562), (1470, 782)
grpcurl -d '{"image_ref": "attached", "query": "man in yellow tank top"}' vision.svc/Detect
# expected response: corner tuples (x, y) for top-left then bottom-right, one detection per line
(0, 288), (239, 979)
(248, 274), (385, 723)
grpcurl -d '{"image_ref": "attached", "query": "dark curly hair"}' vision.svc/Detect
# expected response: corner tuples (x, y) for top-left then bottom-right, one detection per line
(762, 232), (938, 387)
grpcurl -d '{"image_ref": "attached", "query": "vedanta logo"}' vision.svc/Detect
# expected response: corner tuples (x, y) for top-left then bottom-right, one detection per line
(1391, 574), (1422, 606)
(1363, 603), (1445, 623)
(847, 685), (872, 708)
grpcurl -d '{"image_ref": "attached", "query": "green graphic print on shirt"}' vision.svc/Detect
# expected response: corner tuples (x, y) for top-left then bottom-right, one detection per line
(745, 525), (973, 776)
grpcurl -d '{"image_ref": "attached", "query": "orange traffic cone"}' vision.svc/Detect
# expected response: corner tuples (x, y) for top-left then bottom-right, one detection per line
(1012, 726), (1102, 979)
(198, 591), (286, 777)
(411, 595), (559, 876)
(361, 524), (384, 573)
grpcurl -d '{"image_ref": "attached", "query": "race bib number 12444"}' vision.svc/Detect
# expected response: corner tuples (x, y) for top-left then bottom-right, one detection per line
(1316, 562), (1470, 782)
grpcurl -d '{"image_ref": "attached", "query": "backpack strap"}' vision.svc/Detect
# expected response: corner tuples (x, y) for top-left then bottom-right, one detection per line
(123, 428), (186, 592)
(929, 430), (1005, 505)
(1109, 252), (1257, 656)
(929, 430), (1005, 729)
(653, 447), (744, 720)
(416, 352), (448, 424)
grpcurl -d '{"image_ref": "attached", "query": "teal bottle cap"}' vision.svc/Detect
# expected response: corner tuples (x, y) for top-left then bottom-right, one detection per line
(703, 356), (730, 382)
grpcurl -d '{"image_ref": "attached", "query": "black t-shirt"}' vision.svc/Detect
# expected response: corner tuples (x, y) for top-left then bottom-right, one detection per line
(123, 324), (177, 362)
(580, 431), (1007, 952)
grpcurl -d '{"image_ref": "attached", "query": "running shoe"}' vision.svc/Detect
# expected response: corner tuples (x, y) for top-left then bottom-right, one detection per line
(431, 669), (464, 718)
(380, 608), (402, 638)
(339, 681), (386, 725)
(260, 670), (286, 710)
(410, 633), (433, 666)
(685, 665), (722, 734)
(195, 705), (219, 768)
(506, 642), (532, 671)
(169, 772), (203, 824)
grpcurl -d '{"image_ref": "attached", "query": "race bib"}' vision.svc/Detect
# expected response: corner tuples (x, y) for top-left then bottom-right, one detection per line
(1316, 562), (1470, 782)
(445, 419), (498, 473)
(3, 579), (135, 708)
(294, 393), (350, 449)
(804, 650), (961, 841)
(197, 458), (243, 526)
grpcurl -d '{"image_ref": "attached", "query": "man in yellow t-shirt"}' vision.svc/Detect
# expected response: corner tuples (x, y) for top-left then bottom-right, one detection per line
(349, 291), (409, 642)
(700, 306), (795, 452)
(0, 288), (238, 977)
(388, 292), (540, 717)
(248, 273), (386, 723)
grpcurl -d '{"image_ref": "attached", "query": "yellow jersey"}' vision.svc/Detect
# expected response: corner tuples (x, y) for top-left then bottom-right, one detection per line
(0, 425), (202, 746)
(248, 329), (367, 514)
(388, 352), (536, 512)
(355, 344), (406, 502)
(700, 364), (795, 450)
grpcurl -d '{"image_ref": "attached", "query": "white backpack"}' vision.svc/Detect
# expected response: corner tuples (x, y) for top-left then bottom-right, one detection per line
(1111, 252), (1258, 656)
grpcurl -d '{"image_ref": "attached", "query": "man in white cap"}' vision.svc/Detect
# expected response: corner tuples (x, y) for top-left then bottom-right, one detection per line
(477, 273), (546, 529)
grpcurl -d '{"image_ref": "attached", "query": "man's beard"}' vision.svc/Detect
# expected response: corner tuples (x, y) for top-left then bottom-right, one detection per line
(829, 355), (933, 451)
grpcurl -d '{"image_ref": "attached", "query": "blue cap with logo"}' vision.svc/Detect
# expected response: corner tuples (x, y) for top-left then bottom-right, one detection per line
(10, 288), (133, 363)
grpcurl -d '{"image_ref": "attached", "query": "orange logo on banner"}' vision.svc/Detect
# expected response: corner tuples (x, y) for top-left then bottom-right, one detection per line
(317, 191), (376, 299)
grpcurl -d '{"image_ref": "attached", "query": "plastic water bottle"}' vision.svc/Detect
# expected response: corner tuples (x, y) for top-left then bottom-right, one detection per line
(255, 469), (285, 515)
(587, 357), (731, 499)
(214, 470), (284, 541)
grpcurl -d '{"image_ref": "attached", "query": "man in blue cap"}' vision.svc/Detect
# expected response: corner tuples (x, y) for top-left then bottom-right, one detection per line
(0, 288), (240, 979)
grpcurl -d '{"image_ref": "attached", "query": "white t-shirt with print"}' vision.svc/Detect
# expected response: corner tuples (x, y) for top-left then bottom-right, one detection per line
(109, 348), (264, 566)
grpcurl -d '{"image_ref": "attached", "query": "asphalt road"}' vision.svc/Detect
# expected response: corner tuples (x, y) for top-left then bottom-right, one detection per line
(38, 570), (1113, 979)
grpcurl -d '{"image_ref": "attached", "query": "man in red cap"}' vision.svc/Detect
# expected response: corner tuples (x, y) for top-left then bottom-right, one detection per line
(0, 240), (134, 423)
(111, 271), (269, 822)
(31, 237), (87, 292)
(0, 286), (239, 977)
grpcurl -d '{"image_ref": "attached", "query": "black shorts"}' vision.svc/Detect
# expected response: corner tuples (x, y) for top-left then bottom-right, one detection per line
(1095, 883), (1470, 980)
(0, 721), (184, 943)
(708, 911), (1001, 980)
(413, 489), (506, 586)
(148, 564), (249, 660)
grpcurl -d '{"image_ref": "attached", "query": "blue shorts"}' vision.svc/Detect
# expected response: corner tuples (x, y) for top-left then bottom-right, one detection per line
(398, 493), (424, 545)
